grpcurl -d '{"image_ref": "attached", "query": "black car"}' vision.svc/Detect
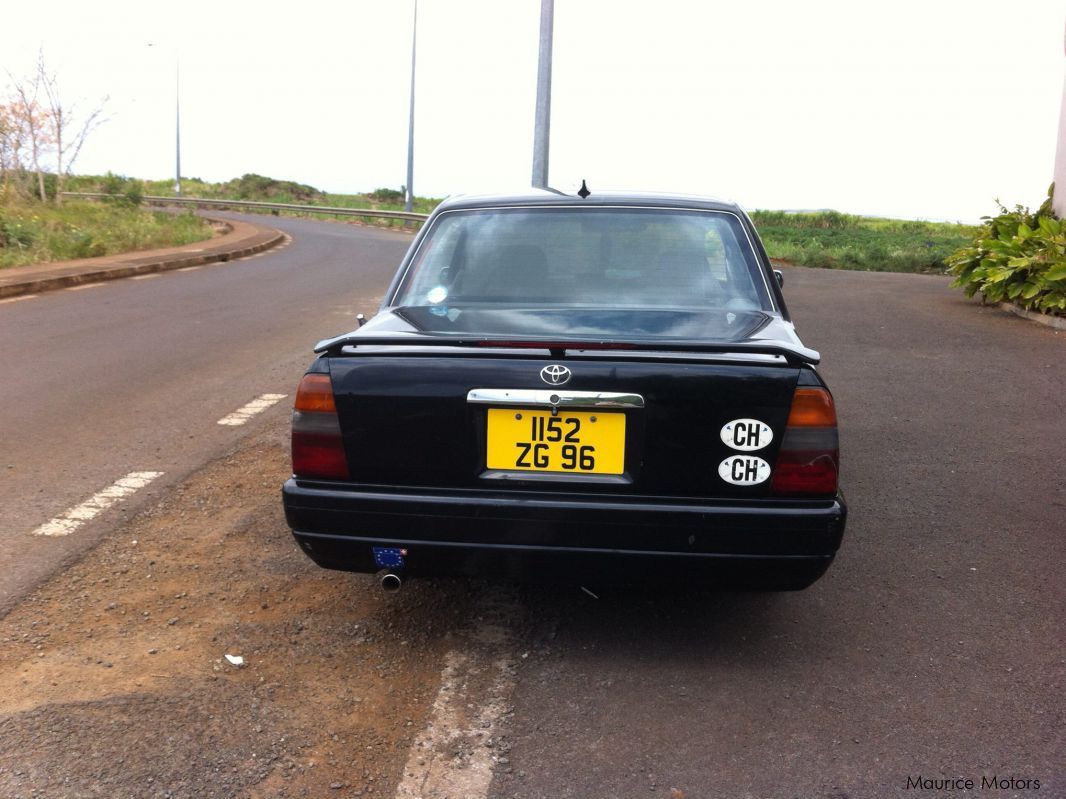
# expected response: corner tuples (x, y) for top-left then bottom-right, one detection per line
(282, 190), (845, 590)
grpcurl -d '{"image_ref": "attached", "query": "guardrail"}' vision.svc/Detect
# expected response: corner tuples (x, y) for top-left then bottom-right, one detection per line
(60, 192), (430, 223)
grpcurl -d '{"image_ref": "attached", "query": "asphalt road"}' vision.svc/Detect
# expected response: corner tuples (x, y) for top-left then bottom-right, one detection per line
(0, 213), (411, 615)
(1, 218), (1062, 798)
(491, 267), (1065, 797)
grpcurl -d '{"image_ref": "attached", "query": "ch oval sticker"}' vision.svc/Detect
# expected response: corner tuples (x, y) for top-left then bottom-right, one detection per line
(721, 418), (773, 451)
(718, 455), (771, 486)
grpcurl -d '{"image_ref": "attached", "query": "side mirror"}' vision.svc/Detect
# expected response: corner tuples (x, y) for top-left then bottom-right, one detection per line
(356, 313), (367, 327)
(773, 269), (784, 288)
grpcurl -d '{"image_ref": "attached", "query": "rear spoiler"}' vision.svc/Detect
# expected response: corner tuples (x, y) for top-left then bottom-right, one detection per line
(313, 333), (820, 366)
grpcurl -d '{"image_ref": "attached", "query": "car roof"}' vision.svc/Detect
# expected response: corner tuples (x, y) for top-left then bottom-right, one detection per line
(434, 189), (744, 214)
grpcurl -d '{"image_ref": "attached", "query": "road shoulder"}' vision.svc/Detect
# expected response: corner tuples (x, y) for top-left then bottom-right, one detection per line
(0, 422), (484, 798)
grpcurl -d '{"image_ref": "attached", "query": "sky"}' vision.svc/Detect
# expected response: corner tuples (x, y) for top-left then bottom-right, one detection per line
(3, 0), (1064, 222)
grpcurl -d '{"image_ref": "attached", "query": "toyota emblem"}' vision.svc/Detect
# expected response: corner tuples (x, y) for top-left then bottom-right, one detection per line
(540, 364), (572, 385)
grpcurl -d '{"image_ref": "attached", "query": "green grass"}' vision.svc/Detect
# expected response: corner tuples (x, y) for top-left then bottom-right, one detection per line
(749, 210), (978, 273)
(66, 174), (442, 231)
(0, 198), (213, 269)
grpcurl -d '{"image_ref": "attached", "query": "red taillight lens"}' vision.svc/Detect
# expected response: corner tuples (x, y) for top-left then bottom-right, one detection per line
(291, 373), (349, 480)
(770, 387), (839, 496)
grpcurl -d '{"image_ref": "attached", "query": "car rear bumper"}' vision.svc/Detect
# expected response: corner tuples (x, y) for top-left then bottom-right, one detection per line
(282, 479), (846, 589)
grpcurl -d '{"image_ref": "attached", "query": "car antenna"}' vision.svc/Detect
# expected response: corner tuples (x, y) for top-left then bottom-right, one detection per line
(577, 179), (590, 199)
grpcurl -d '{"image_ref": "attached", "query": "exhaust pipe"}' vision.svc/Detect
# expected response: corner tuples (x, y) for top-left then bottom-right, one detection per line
(379, 572), (402, 593)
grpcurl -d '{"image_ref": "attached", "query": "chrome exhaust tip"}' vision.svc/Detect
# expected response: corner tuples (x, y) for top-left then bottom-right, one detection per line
(379, 572), (402, 593)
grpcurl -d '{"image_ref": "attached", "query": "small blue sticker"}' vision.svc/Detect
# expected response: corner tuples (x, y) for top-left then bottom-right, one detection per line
(372, 547), (406, 569)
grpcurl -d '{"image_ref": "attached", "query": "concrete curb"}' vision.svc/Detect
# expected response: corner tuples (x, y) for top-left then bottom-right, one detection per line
(998, 302), (1066, 331)
(0, 216), (286, 300)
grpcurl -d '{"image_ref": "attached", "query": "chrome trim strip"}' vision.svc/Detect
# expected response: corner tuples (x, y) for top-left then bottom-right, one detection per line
(466, 388), (645, 409)
(479, 470), (632, 485)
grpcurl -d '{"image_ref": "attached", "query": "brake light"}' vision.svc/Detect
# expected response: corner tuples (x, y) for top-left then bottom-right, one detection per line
(473, 340), (637, 350)
(291, 373), (349, 480)
(770, 387), (839, 496)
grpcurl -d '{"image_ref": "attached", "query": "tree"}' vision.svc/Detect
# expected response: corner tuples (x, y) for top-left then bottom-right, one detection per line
(0, 102), (23, 194)
(36, 51), (107, 202)
(8, 66), (51, 201)
(2, 51), (106, 203)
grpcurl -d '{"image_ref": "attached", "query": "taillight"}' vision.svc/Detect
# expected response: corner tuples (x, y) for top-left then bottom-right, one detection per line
(770, 387), (839, 496)
(291, 373), (349, 480)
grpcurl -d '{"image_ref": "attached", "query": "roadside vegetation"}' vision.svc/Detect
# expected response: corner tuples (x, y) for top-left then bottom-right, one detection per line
(946, 186), (1065, 316)
(1, 53), (211, 270)
(67, 173), (978, 272)
(0, 193), (212, 269)
(749, 210), (977, 274)
(66, 173), (441, 230)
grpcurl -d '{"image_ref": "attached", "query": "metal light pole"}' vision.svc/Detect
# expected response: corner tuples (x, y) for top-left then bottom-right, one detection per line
(175, 59), (181, 196)
(148, 44), (182, 197)
(405, 0), (418, 213)
(531, 0), (554, 189)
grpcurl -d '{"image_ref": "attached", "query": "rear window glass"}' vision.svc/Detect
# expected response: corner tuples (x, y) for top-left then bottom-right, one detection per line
(393, 207), (773, 312)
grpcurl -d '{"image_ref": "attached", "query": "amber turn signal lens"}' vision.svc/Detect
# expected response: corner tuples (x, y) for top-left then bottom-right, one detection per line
(784, 388), (837, 428)
(294, 374), (336, 413)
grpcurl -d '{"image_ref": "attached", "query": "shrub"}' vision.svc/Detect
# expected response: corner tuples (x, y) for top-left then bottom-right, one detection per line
(124, 180), (144, 206)
(0, 215), (36, 249)
(227, 173), (322, 203)
(369, 187), (405, 204)
(42, 173), (58, 200)
(946, 186), (1066, 315)
(98, 172), (143, 206)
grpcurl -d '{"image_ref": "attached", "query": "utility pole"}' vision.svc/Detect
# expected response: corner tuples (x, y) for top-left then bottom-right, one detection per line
(1054, 17), (1066, 216)
(405, 0), (418, 213)
(175, 60), (182, 197)
(531, 0), (554, 189)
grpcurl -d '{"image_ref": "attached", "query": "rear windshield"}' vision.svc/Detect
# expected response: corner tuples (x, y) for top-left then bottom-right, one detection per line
(392, 207), (773, 313)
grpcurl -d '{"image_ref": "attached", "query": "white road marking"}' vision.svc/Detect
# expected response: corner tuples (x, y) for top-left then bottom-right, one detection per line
(0, 295), (38, 304)
(130, 273), (161, 280)
(395, 597), (517, 799)
(32, 471), (164, 537)
(216, 393), (288, 426)
(176, 266), (202, 272)
(66, 283), (103, 291)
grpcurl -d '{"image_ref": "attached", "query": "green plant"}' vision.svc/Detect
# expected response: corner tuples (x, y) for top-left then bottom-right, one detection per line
(0, 215), (36, 249)
(369, 187), (404, 203)
(227, 173), (322, 203)
(749, 210), (975, 273)
(97, 172), (144, 206)
(946, 185), (1066, 315)
(124, 179), (144, 206)
(0, 198), (212, 269)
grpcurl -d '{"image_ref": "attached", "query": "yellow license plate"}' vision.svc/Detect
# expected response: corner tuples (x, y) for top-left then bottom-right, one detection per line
(486, 409), (626, 475)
